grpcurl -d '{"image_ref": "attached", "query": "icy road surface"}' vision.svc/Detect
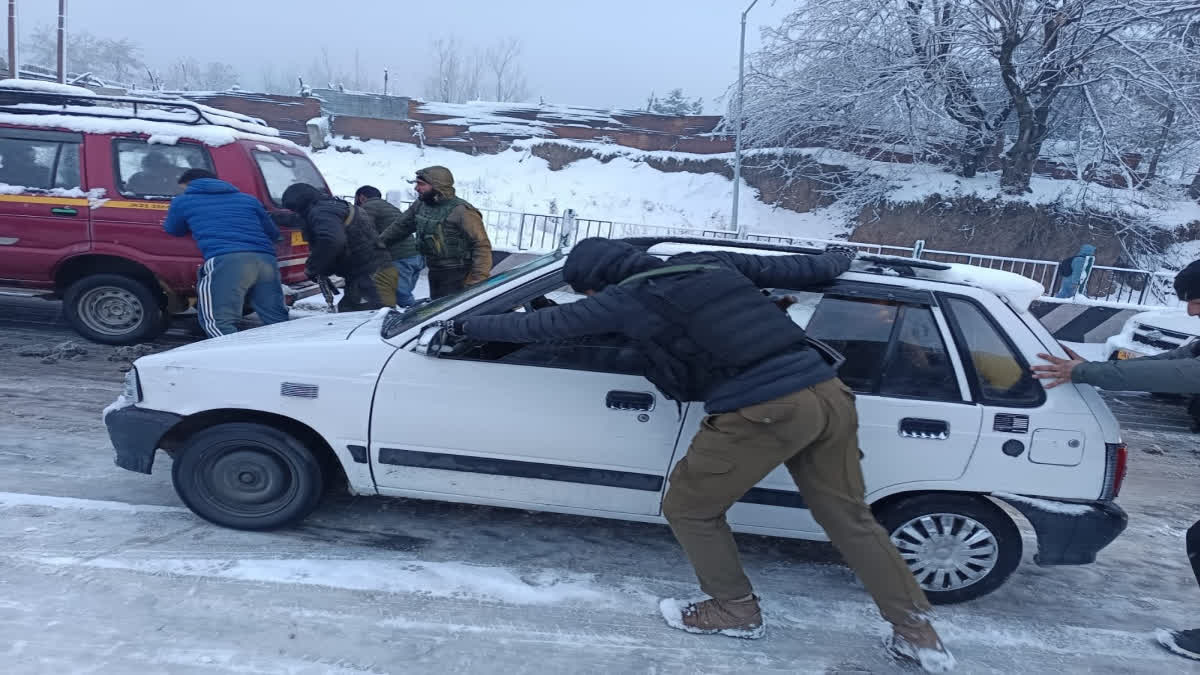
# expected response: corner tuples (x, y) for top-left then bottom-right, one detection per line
(1, 303), (1199, 674)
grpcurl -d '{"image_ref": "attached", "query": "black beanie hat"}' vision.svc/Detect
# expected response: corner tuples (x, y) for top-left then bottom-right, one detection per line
(1174, 260), (1200, 301)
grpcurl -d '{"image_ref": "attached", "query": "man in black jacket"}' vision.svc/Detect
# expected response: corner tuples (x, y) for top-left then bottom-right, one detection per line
(442, 238), (953, 672)
(277, 183), (397, 312)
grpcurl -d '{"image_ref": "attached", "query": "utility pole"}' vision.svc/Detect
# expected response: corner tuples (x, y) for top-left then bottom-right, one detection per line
(7, 0), (17, 80)
(731, 0), (759, 239)
(56, 0), (67, 83)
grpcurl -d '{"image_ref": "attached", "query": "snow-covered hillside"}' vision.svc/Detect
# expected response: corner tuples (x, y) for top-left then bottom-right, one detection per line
(309, 139), (848, 241)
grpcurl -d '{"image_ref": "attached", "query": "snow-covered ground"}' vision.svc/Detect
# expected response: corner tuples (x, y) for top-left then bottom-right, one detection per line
(310, 139), (848, 240)
(2, 312), (1200, 673)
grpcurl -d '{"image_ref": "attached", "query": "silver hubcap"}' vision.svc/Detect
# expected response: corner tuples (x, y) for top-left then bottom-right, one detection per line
(891, 513), (999, 592)
(77, 286), (145, 336)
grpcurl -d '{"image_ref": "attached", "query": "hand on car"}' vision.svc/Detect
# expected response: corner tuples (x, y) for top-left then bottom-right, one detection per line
(1031, 344), (1087, 389)
(436, 319), (466, 340)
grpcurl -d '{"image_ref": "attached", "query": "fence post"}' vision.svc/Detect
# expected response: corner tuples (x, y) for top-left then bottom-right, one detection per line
(1137, 272), (1150, 306)
(912, 239), (925, 259)
(1077, 255), (1095, 299)
(561, 209), (577, 251)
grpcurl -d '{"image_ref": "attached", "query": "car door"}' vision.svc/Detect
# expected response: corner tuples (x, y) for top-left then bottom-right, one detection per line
(370, 278), (688, 516)
(0, 128), (89, 287)
(86, 136), (216, 292)
(685, 281), (983, 534)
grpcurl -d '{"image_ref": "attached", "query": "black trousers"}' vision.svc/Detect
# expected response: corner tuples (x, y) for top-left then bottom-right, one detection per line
(428, 265), (471, 299)
(1189, 519), (1200, 588)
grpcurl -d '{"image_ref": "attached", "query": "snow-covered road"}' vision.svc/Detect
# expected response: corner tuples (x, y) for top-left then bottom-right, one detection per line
(2, 308), (1199, 673)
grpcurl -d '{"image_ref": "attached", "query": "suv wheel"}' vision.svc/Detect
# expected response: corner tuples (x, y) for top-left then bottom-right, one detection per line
(63, 274), (165, 345)
(171, 422), (324, 530)
(876, 494), (1022, 604)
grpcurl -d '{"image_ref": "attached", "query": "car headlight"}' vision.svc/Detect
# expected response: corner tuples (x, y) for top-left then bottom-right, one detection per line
(122, 367), (143, 404)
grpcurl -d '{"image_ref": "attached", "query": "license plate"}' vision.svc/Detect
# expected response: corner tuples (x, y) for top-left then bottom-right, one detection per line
(290, 231), (306, 246)
(1116, 349), (1142, 360)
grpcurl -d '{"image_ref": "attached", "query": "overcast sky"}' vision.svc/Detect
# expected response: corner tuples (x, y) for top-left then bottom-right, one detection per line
(11, 0), (795, 112)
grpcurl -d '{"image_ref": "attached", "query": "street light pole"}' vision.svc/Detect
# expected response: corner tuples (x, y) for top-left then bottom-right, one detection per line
(56, 0), (67, 83)
(731, 0), (758, 239)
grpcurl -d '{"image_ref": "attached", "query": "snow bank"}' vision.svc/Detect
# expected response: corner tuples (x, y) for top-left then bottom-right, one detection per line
(310, 138), (847, 239)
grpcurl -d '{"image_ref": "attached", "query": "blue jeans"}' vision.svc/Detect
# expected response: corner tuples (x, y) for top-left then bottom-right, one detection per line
(393, 255), (425, 307)
(1056, 278), (1079, 299)
(197, 251), (289, 338)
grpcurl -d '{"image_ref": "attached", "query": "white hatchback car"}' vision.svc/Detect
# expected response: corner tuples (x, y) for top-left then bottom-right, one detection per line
(105, 238), (1129, 604)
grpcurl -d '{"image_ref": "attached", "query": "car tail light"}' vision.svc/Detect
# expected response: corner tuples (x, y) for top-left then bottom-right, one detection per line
(1101, 443), (1127, 500)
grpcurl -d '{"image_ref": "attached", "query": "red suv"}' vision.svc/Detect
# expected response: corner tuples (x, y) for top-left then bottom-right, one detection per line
(0, 84), (326, 344)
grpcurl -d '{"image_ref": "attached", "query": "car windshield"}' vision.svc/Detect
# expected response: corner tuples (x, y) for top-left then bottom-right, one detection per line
(381, 252), (564, 339)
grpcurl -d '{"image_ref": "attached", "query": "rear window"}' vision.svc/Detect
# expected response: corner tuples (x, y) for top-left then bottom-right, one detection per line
(253, 151), (325, 206)
(941, 296), (1043, 406)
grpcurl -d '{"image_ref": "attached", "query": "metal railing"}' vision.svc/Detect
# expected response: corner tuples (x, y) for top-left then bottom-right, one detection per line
(365, 194), (1180, 310)
(1085, 266), (1181, 307)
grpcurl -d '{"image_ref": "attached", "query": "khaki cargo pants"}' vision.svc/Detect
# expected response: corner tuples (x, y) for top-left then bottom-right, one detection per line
(662, 377), (931, 627)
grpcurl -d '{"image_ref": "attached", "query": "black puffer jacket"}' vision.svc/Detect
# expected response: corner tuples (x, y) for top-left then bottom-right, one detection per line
(461, 238), (851, 413)
(278, 183), (389, 278)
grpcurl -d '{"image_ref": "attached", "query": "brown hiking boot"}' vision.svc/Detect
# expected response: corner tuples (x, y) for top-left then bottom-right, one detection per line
(658, 596), (764, 639)
(886, 620), (956, 672)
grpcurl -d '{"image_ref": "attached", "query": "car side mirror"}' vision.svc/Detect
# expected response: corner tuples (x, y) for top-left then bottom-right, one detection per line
(413, 323), (444, 357)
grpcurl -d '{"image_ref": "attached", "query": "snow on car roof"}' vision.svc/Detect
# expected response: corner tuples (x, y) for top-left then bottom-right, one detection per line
(0, 78), (96, 96)
(646, 241), (1046, 310)
(0, 108), (302, 150)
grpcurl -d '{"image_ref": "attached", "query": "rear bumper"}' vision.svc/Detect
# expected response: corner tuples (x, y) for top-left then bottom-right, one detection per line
(104, 406), (182, 474)
(994, 494), (1128, 566)
(284, 280), (322, 306)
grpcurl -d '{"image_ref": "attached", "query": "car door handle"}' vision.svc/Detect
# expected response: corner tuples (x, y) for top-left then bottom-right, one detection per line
(50, 207), (78, 217)
(0, 236), (17, 245)
(899, 418), (949, 439)
(606, 391), (655, 412)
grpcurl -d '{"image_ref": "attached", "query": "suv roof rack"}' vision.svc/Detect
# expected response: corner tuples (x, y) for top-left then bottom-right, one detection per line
(623, 236), (951, 276)
(0, 86), (270, 131)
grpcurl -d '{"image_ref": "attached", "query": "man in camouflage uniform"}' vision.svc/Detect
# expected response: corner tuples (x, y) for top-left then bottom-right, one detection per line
(379, 166), (492, 299)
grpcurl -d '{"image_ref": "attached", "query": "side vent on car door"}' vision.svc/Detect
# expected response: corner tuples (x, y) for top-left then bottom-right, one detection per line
(993, 413), (1030, 434)
(281, 382), (319, 399)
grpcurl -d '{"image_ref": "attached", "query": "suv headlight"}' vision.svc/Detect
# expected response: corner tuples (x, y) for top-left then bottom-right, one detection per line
(122, 367), (143, 404)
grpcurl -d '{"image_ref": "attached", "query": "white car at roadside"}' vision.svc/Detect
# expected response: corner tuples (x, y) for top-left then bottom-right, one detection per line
(1105, 308), (1199, 361)
(104, 238), (1129, 605)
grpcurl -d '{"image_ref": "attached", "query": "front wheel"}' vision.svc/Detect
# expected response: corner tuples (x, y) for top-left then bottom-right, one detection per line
(63, 273), (164, 345)
(876, 494), (1022, 604)
(171, 422), (324, 530)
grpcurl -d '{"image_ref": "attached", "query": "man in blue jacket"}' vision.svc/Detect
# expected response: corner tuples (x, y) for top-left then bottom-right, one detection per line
(163, 169), (289, 337)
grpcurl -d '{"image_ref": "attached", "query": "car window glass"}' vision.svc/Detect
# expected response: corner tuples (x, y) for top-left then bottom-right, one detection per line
(0, 137), (61, 190)
(254, 151), (326, 206)
(880, 306), (960, 401)
(804, 297), (899, 393)
(943, 297), (1042, 405)
(447, 279), (642, 375)
(53, 142), (81, 189)
(116, 140), (213, 198)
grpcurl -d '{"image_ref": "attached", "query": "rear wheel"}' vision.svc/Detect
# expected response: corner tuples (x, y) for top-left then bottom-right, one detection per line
(876, 494), (1022, 604)
(171, 422), (324, 530)
(63, 273), (164, 345)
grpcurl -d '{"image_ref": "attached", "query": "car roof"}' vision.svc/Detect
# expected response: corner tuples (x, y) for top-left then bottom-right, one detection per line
(631, 237), (1045, 310)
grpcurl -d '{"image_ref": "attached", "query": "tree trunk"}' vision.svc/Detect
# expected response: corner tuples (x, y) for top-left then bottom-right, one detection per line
(1144, 103), (1176, 186)
(1190, 168), (1200, 200)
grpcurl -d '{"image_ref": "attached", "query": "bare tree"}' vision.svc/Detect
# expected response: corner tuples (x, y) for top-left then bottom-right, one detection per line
(484, 37), (529, 102)
(423, 36), (484, 103)
(24, 26), (146, 86)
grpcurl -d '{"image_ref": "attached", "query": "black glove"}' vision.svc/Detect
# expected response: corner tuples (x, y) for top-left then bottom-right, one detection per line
(825, 244), (858, 261)
(436, 319), (466, 340)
